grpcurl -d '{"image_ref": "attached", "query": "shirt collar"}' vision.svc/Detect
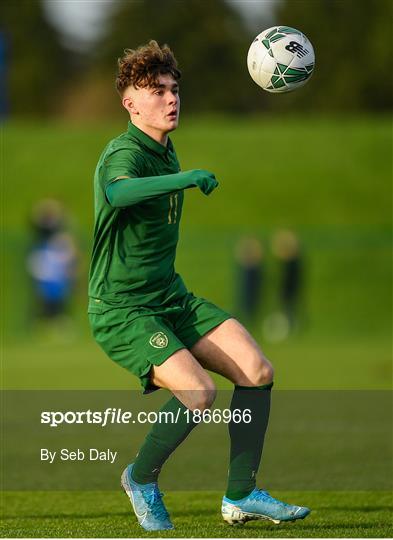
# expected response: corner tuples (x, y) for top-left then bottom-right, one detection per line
(127, 121), (173, 156)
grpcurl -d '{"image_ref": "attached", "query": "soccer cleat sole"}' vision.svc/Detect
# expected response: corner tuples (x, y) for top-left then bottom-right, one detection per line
(222, 507), (281, 525)
(223, 506), (310, 526)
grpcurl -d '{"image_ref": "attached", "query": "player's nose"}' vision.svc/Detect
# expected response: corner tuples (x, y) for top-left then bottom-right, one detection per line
(167, 92), (178, 105)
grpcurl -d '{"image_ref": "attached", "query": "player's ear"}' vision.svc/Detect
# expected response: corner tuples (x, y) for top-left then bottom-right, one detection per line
(122, 96), (137, 115)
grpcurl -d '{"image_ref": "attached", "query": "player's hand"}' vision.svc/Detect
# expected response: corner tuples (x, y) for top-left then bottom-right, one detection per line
(191, 169), (219, 195)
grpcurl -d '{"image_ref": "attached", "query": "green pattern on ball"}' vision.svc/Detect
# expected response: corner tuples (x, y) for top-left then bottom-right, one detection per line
(278, 26), (302, 35)
(261, 26), (306, 62)
(259, 27), (314, 90)
(270, 76), (286, 89)
(266, 28), (278, 40)
(269, 63), (312, 89)
(270, 33), (286, 43)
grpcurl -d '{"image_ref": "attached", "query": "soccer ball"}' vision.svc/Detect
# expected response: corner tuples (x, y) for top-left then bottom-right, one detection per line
(247, 26), (315, 93)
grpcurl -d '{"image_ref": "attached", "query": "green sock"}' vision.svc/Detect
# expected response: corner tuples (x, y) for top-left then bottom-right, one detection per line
(131, 395), (198, 484)
(225, 382), (273, 500)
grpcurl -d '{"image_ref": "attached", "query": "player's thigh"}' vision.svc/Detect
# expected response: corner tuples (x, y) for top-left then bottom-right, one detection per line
(90, 309), (186, 391)
(90, 308), (216, 409)
(173, 293), (232, 351)
(190, 318), (274, 386)
(151, 348), (216, 411)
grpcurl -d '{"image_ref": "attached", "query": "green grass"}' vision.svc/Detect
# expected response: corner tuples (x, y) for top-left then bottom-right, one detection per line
(2, 335), (391, 389)
(2, 491), (392, 538)
(3, 117), (392, 350)
(3, 116), (391, 230)
(1, 117), (392, 537)
(2, 117), (391, 350)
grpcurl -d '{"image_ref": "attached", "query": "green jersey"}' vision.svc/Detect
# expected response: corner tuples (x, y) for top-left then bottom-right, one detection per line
(88, 121), (188, 313)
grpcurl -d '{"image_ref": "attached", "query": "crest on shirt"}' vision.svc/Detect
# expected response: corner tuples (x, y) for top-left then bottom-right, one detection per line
(149, 332), (168, 349)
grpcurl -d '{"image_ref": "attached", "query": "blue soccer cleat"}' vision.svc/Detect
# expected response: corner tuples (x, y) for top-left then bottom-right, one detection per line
(121, 463), (174, 531)
(222, 488), (311, 525)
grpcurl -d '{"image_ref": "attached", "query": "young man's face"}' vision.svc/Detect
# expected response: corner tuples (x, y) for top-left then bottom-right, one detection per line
(123, 73), (180, 142)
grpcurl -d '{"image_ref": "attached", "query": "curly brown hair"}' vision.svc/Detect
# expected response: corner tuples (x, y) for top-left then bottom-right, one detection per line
(116, 40), (181, 95)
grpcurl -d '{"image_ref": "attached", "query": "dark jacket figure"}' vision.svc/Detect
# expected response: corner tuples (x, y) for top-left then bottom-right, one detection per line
(235, 237), (264, 324)
(272, 230), (302, 329)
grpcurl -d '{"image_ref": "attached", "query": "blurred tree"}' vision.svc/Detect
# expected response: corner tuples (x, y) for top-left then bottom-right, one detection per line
(275, 0), (393, 111)
(3, 0), (390, 117)
(0, 0), (73, 116)
(94, 0), (268, 113)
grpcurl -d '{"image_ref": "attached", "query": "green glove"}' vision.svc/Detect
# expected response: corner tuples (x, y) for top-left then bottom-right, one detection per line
(190, 169), (219, 195)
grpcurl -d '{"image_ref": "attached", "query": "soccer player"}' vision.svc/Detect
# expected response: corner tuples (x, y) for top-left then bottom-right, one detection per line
(88, 40), (310, 531)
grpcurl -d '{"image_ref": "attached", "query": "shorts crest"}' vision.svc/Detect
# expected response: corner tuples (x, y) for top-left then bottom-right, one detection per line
(149, 332), (168, 349)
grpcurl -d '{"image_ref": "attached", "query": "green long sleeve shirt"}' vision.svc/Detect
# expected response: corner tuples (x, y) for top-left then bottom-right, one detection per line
(88, 122), (189, 313)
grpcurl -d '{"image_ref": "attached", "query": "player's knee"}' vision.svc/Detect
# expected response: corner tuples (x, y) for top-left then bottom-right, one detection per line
(190, 385), (217, 411)
(249, 357), (274, 386)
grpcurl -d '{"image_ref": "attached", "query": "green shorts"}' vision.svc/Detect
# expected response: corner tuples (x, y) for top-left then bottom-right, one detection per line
(89, 292), (232, 393)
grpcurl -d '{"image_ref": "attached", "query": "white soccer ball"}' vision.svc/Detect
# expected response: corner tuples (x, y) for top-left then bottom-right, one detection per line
(247, 26), (315, 93)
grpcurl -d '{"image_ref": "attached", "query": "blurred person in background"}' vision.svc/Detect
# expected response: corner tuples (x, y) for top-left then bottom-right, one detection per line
(26, 199), (79, 337)
(272, 229), (303, 330)
(88, 40), (310, 532)
(263, 229), (303, 343)
(234, 236), (264, 325)
(0, 30), (8, 119)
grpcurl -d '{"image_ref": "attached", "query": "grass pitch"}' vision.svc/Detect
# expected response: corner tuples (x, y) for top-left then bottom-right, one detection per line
(2, 117), (392, 538)
(2, 491), (392, 538)
(3, 115), (392, 350)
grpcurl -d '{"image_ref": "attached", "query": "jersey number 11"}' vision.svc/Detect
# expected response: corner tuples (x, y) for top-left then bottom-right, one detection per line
(168, 193), (179, 224)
